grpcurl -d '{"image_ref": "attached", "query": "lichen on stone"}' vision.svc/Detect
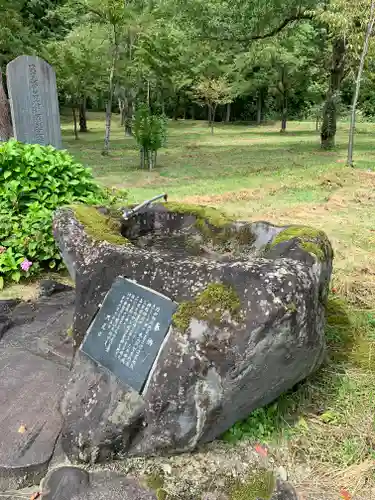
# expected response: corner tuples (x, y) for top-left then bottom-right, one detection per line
(173, 283), (241, 332)
(269, 225), (332, 262)
(229, 470), (276, 500)
(70, 204), (130, 246)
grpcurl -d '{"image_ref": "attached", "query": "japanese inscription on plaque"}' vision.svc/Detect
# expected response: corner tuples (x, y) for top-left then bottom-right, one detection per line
(80, 277), (177, 393)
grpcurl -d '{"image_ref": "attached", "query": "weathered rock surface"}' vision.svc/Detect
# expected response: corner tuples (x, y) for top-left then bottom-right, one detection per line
(39, 466), (157, 500)
(0, 290), (74, 490)
(54, 204), (333, 462)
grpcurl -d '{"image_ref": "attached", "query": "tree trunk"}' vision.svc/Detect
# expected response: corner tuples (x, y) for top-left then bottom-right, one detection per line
(147, 80), (150, 108)
(0, 68), (13, 141)
(280, 95), (287, 133)
(256, 92), (262, 125)
(102, 31), (119, 155)
(103, 100), (112, 154)
(211, 105), (216, 135)
(123, 91), (133, 137)
(173, 94), (179, 120)
(191, 105), (195, 120)
(147, 148), (153, 170)
(225, 102), (231, 123)
(119, 98), (125, 126)
(72, 107), (78, 140)
(316, 110), (321, 132)
(321, 38), (346, 149)
(347, 1), (375, 167)
(79, 97), (87, 132)
(140, 147), (145, 169)
(154, 150), (157, 168)
(125, 95), (133, 136)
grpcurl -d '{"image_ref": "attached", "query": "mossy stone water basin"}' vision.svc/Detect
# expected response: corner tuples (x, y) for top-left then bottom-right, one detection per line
(121, 203), (273, 261)
(53, 202), (333, 462)
(70, 202), (296, 262)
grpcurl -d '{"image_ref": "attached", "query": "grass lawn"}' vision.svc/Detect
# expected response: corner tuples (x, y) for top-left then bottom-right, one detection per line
(62, 113), (375, 498)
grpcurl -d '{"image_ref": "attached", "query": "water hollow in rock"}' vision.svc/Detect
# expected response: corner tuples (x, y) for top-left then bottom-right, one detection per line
(120, 203), (265, 261)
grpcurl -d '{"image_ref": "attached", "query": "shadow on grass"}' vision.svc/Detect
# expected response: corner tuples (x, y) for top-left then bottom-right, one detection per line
(245, 129), (319, 137)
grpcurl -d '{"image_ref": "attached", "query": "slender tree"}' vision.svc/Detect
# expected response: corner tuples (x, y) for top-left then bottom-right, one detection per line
(347, 0), (375, 166)
(320, 38), (346, 149)
(47, 25), (107, 139)
(71, 0), (131, 154)
(194, 77), (234, 134)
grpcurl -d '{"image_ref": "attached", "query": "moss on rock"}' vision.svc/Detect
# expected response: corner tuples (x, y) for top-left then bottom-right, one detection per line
(229, 470), (276, 500)
(299, 241), (325, 261)
(162, 202), (234, 229)
(162, 202), (256, 252)
(173, 283), (241, 332)
(71, 204), (130, 246)
(270, 225), (332, 262)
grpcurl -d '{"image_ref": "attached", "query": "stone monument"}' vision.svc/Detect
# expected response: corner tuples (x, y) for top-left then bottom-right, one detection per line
(6, 55), (62, 148)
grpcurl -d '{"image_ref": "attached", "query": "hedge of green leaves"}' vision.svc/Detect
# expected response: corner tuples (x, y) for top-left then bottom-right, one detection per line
(0, 140), (124, 288)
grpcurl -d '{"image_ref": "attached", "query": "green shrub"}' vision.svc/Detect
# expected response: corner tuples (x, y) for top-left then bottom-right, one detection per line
(133, 105), (167, 170)
(0, 140), (125, 288)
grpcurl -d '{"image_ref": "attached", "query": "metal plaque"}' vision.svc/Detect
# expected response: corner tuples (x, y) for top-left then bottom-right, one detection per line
(80, 277), (177, 393)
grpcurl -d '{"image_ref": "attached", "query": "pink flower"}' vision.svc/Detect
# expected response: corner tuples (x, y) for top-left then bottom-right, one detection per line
(21, 259), (32, 272)
(0, 246), (6, 254)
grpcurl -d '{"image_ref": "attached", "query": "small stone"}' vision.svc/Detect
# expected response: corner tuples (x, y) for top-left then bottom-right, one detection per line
(201, 493), (229, 500)
(40, 466), (156, 499)
(276, 466), (288, 481)
(39, 279), (73, 298)
(271, 479), (299, 500)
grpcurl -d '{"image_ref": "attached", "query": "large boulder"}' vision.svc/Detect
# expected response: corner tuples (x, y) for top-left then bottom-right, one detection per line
(53, 203), (333, 462)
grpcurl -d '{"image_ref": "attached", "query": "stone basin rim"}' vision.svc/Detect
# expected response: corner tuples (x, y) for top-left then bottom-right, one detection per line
(62, 204), (298, 263)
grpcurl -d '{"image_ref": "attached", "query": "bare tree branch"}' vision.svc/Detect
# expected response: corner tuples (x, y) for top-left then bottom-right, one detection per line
(206, 11), (314, 42)
(251, 12), (314, 41)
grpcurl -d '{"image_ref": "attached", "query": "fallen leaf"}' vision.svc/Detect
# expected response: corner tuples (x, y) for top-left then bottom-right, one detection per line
(30, 493), (40, 500)
(18, 424), (27, 434)
(254, 444), (268, 458)
(340, 488), (351, 500)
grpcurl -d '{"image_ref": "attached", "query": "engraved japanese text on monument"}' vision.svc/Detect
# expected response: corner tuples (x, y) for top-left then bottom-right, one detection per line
(28, 64), (45, 144)
(6, 55), (62, 148)
(100, 293), (161, 370)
